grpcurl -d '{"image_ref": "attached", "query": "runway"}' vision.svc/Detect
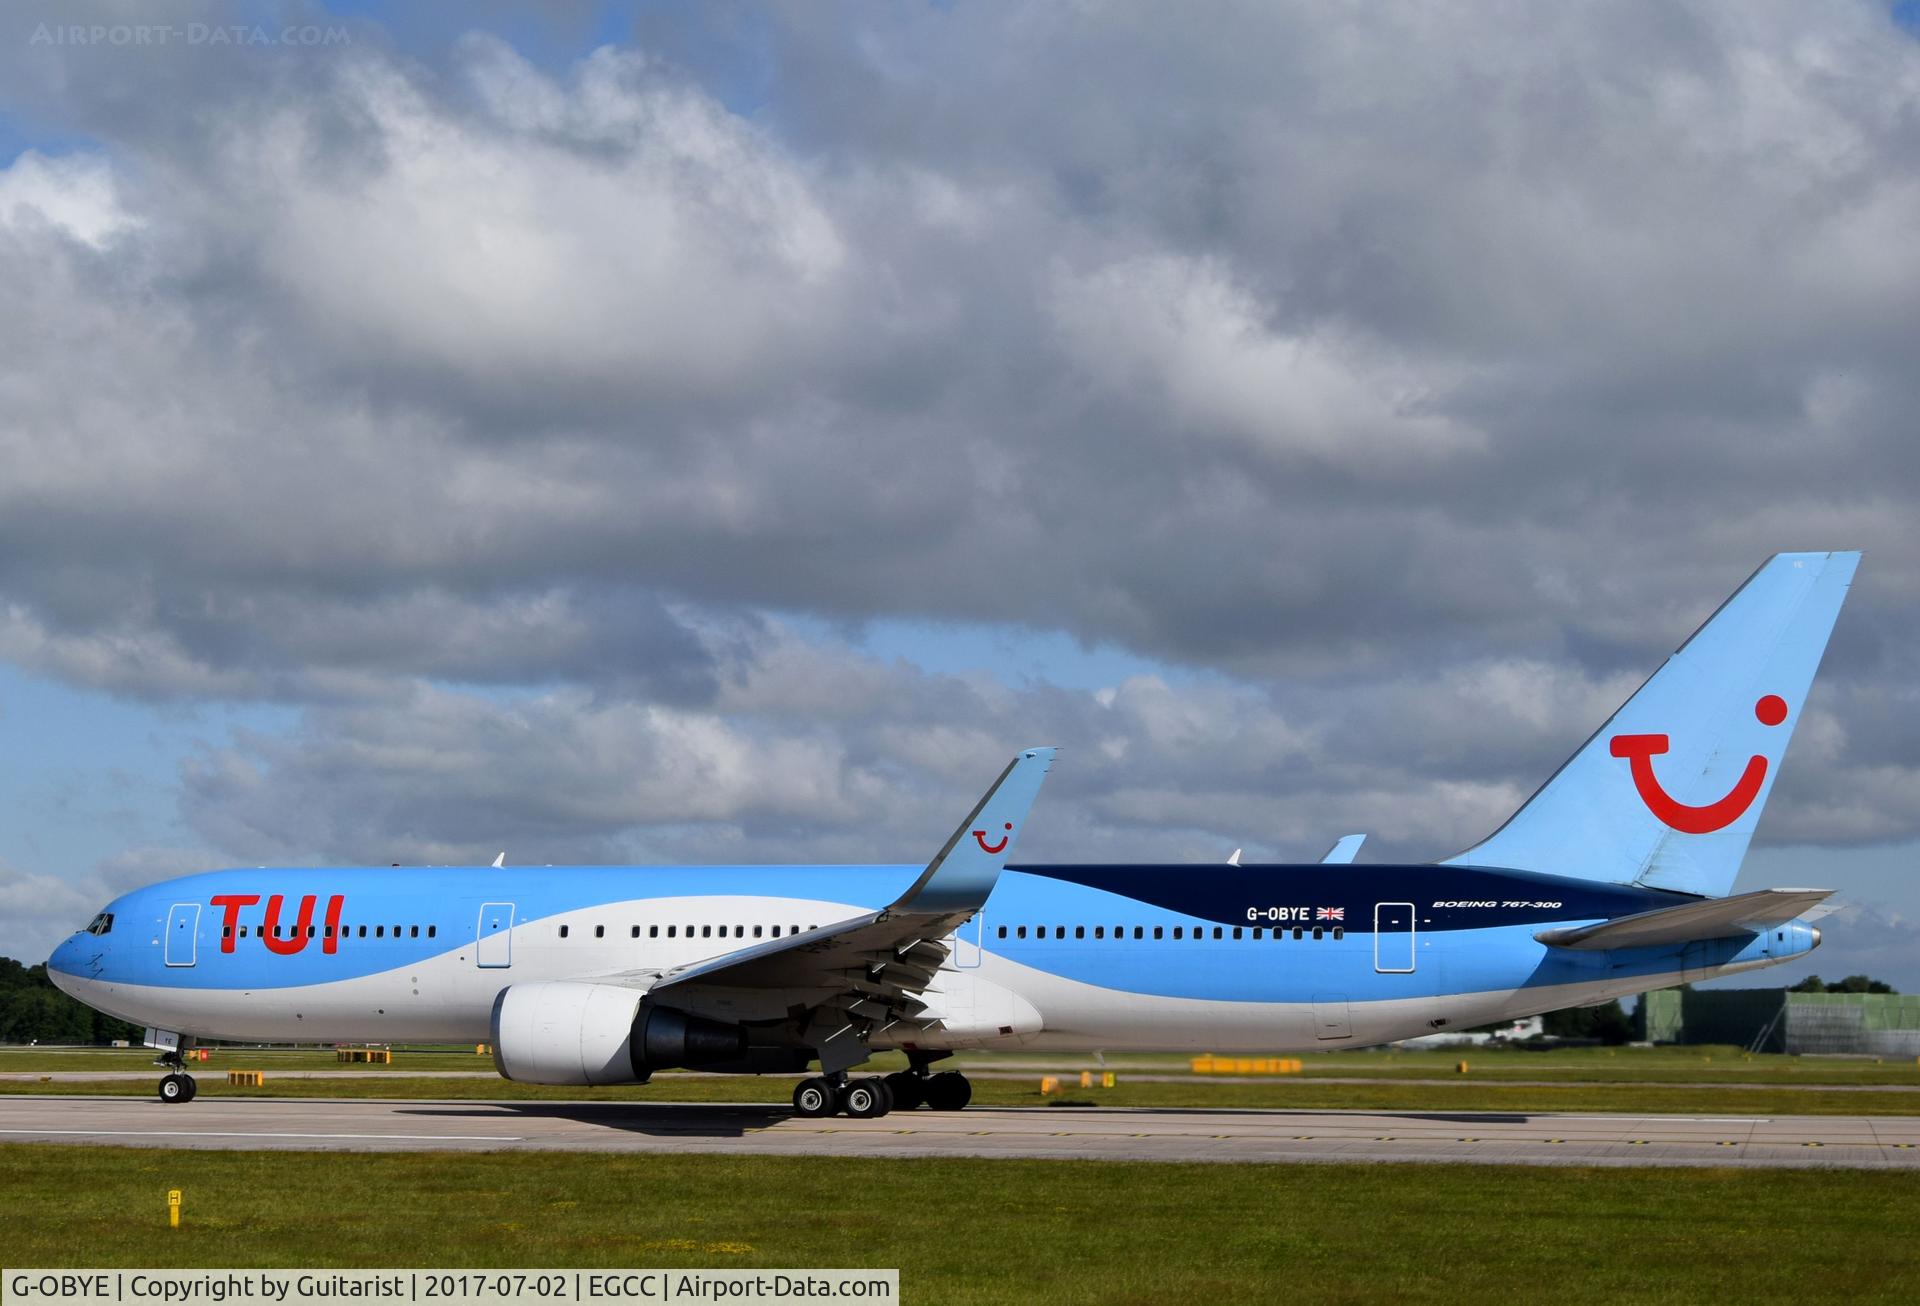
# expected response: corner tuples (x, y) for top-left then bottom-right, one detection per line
(3, 1094), (1918, 1167)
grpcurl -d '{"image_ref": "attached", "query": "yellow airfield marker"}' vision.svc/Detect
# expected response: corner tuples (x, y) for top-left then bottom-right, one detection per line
(167, 1189), (182, 1229)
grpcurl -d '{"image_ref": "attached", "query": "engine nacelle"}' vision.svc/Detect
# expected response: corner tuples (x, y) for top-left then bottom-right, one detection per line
(489, 981), (747, 1085)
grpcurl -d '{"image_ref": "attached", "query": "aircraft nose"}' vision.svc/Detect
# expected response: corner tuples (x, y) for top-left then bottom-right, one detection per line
(46, 936), (85, 993)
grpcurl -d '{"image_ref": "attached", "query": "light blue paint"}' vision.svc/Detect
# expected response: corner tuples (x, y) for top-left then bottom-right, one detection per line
(1447, 552), (1859, 896)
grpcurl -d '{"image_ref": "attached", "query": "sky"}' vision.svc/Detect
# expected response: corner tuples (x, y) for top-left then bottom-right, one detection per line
(1, 1), (1917, 992)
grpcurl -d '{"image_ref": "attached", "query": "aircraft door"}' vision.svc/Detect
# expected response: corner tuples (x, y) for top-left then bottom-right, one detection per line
(165, 903), (200, 967)
(953, 913), (983, 968)
(1312, 993), (1352, 1040)
(476, 902), (515, 968)
(1374, 902), (1415, 973)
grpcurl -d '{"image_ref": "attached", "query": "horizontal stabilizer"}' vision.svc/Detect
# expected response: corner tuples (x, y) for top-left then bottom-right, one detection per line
(1534, 887), (1833, 951)
(1321, 834), (1365, 865)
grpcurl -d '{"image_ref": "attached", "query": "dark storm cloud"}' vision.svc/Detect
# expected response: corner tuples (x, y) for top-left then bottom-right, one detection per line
(0, 0), (1916, 886)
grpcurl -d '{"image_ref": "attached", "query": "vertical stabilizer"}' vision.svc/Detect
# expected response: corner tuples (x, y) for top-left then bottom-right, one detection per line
(1444, 552), (1859, 897)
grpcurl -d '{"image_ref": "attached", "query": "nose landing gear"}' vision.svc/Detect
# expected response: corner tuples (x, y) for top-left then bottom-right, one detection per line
(155, 1046), (198, 1104)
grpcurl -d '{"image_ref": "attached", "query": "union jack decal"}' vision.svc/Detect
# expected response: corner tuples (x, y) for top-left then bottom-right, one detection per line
(1315, 906), (1345, 921)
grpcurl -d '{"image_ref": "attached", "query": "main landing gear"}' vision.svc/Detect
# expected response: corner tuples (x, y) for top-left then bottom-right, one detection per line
(790, 1067), (972, 1118)
(156, 1047), (198, 1104)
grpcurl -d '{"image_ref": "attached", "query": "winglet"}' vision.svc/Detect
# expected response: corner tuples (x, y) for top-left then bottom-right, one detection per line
(891, 747), (1057, 915)
(1320, 834), (1366, 865)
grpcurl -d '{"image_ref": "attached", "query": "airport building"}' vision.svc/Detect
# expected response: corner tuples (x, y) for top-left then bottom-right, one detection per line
(1642, 987), (1920, 1056)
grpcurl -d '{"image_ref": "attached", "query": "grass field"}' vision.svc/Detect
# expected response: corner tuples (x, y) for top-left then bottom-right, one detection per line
(10, 1042), (1920, 1083)
(8, 1073), (1920, 1117)
(7, 1044), (1920, 1116)
(1, 1144), (1916, 1304)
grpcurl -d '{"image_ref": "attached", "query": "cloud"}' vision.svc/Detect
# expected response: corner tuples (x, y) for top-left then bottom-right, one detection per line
(0, 0), (1918, 926)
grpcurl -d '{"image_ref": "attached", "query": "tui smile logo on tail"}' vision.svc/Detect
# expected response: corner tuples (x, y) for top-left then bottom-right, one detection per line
(1609, 694), (1788, 834)
(973, 823), (1013, 854)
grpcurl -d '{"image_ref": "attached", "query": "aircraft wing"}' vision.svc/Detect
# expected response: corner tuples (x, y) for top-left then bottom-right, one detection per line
(1533, 887), (1833, 951)
(609, 746), (1056, 1071)
(1321, 834), (1366, 864)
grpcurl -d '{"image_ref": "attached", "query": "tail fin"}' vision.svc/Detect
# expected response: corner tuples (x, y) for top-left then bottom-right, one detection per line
(1444, 552), (1860, 896)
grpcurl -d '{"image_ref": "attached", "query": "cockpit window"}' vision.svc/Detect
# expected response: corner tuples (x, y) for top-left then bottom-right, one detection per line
(85, 912), (114, 936)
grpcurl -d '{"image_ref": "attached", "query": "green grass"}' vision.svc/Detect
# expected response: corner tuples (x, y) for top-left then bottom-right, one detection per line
(10, 1043), (1920, 1083)
(1, 1145), (1916, 1303)
(8, 1074), (1920, 1116)
(9, 1044), (1920, 1115)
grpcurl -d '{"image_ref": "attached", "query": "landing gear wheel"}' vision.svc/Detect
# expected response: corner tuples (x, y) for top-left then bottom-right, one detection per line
(158, 1073), (190, 1104)
(923, 1071), (972, 1111)
(792, 1077), (837, 1118)
(883, 1071), (925, 1110)
(180, 1075), (198, 1102)
(841, 1078), (891, 1119)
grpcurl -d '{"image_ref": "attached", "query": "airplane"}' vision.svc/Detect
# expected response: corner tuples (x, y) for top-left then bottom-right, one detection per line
(48, 551), (1857, 1117)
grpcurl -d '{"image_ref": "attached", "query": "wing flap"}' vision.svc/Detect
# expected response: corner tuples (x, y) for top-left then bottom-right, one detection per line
(1535, 887), (1833, 950)
(610, 746), (1056, 1066)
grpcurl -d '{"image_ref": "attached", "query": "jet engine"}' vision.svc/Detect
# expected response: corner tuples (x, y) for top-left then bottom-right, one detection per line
(489, 981), (749, 1085)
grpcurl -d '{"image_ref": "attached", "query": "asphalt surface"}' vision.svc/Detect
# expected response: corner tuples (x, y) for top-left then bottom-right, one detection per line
(11, 1068), (1920, 1091)
(2, 1094), (1918, 1168)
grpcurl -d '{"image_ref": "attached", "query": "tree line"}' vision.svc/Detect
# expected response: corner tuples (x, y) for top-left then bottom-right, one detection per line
(0, 956), (144, 1045)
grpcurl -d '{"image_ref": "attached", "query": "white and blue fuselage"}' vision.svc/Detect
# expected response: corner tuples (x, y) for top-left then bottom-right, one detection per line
(47, 859), (1816, 1054)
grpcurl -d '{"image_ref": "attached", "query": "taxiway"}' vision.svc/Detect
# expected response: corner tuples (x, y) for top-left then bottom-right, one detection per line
(2, 1094), (1917, 1168)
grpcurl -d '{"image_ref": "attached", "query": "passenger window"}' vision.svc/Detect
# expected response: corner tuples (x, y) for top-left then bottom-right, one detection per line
(411, 925), (419, 938)
(667, 926), (677, 938)
(997, 926), (1008, 939)
(375, 926), (384, 938)
(1252, 927), (1262, 939)
(1094, 926), (1104, 940)
(223, 925), (233, 938)
(754, 925), (763, 938)
(1333, 927), (1345, 941)
(559, 925), (570, 939)
(357, 925), (366, 938)
(702, 926), (712, 938)
(1017, 926), (1028, 939)
(594, 925), (605, 939)
(1173, 927), (1183, 940)
(1212, 927), (1223, 940)
(772, 925), (782, 937)
(648, 925), (658, 938)
(735, 925), (745, 938)
(428, 925), (437, 938)
(1153, 926), (1163, 939)
(308, 926), (317, 938)
(1232, 927), (1242, 940)
(1134, 926), (1144, 940)
(239, 925), (249, 938)
(1293, 927), (1304, 940)
(1312, 927), (1324, 941)
(1074, 926), (1084, 939)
